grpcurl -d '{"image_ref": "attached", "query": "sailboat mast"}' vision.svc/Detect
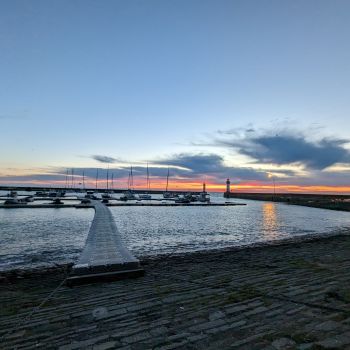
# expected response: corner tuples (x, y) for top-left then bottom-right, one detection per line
(83, 170), (85, 190)
(165, 167), (169, 192)
(65, 169), (68, 189)
(130, 166), (134, 190)
(95, 169), (98, 190)
(106, 165), (109, 192)
(147, 163), (150, 191)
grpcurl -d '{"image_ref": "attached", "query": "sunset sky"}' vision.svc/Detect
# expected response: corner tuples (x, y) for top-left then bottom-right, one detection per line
(1, 0), (350, 193)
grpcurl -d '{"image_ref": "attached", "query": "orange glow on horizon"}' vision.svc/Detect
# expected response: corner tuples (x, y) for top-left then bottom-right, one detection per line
(1, 176), (350, 194)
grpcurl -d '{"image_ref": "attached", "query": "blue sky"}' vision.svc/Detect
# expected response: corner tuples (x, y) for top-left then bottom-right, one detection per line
(1, 0), (350, 191)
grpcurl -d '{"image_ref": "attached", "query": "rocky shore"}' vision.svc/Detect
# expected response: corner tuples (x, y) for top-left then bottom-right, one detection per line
(2, 232), (350, 349)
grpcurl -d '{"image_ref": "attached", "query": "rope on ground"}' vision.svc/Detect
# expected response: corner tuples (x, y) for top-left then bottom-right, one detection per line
(0, 269), (69, 344)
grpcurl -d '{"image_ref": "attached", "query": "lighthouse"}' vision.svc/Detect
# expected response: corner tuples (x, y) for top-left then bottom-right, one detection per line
(224, 178), (231, 198)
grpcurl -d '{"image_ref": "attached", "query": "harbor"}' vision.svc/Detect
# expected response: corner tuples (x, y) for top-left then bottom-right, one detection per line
(1, 193), (350, 272)
(2, 0), (350, 348)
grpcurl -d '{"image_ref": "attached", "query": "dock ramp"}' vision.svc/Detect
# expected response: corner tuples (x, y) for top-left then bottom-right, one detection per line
(66, 200), (144, 286)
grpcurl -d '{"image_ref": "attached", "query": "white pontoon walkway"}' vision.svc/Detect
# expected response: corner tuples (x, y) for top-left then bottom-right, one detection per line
(66, 200), (144, 286)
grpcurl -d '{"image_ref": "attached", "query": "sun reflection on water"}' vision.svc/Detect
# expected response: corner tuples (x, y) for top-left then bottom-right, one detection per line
(262, 202), (279, 239)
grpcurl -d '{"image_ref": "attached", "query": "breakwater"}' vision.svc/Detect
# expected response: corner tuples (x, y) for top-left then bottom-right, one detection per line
(225, 192), (350, 212)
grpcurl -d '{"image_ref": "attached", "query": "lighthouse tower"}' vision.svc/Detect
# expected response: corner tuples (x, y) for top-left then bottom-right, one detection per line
(224, 178), (231, 198)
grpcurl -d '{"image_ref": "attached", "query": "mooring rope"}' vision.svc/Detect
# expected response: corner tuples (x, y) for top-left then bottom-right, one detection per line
(0, 271), (68, 345)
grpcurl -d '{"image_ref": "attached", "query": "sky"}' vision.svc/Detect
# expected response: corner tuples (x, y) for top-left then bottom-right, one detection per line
(1, 0), (350, 192)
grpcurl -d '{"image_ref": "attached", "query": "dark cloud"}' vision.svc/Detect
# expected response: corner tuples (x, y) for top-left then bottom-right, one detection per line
(0, 153), (295, 186)
(91, 155), (119, 164)
(154, 153), (291, 182)
(156, 153), (224, 174)
(217, 132), (350, 170)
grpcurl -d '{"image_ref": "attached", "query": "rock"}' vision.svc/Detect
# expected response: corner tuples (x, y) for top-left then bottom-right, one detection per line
(92, 307), (108, 320)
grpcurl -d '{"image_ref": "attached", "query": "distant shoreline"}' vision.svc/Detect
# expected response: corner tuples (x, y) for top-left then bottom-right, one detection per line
(226, 192), (350, 212)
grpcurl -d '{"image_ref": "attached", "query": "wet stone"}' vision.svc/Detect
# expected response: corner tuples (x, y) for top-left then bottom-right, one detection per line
(271, 337), (296, 349)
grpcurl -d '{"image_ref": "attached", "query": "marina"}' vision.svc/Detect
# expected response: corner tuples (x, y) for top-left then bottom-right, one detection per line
(0, 202), (246, 208)
(1, 193), (350, 272)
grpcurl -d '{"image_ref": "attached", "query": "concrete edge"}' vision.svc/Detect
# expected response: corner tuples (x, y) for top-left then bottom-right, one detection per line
(65, 268), (145, 287)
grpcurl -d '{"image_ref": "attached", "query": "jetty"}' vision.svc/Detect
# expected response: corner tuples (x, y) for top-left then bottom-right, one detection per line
(224, 192), (350, 212)
(66, 200), (144, 286)
(0, 202), (246, 209)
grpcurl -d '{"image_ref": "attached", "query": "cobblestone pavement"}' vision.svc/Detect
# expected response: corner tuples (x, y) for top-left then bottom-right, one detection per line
(2, 234), (350, 349)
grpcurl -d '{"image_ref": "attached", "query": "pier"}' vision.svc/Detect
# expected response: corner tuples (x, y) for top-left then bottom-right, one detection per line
(0, 201), (246, 209)
(66, 200), (144, 286)
(224, 192), (350, 212)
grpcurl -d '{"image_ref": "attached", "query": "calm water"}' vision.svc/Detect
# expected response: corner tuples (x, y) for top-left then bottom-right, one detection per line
(1, 193), (350, 271)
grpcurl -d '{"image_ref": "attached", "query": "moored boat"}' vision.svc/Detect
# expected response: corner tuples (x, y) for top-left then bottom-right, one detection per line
(175, 196), (191, 204)
(139, 163), (152, 200)
(4, 198), (21, 205)
(120, 166), (138, 201)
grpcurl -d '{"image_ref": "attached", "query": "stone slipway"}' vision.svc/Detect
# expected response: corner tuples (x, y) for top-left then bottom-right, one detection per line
(2, 233), (350, 349)
(66, 200), (143, 286)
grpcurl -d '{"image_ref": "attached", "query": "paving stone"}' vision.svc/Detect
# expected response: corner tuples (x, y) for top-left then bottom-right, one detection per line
(188, 319), (227, 332)
(58, 335), (110, 350)
(3, 234), (350, 350)
(316, 332), (350, 349)
(244, 306), (269, 316)
(92, 341), (118, 350)
(271, 337), (296, 349)
(208, 310), (225, 321)
(297, 344), (313, 350)
(121, 331), (151, 344)
(205, 320), (246, 334)
(150, 326), (169, 337)
(314, 320), (342, 332)
(187, 334), (207, 342)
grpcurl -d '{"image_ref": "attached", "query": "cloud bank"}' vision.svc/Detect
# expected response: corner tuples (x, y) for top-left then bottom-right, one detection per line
(217, 133), (350, 170)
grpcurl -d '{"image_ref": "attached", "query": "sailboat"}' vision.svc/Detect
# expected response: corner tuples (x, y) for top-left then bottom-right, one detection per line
(139, 163), (152, 200)
(163, 168), (171, 198)
(120, 166), (137, 201)
(102, 166), (112, 200)
(85, 169), (99, 199)
(163, 168), (178, 199)
(5, 191), (20, 205)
